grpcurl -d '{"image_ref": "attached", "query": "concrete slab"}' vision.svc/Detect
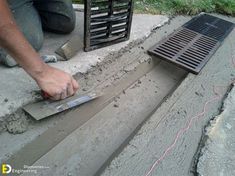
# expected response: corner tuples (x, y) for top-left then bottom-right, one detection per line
(0, 12), (169, 121)
(196, 84), (235, 176)
(22, 61), (186, 176)
(100, 14), (235, 176)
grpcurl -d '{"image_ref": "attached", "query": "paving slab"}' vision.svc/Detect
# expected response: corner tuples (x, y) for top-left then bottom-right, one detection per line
(100, 14), (235, 176)
(196, 84), (235, 176)
(0, 12), (169, 120)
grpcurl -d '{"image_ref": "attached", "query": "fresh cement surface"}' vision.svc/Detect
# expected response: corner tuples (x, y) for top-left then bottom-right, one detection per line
(25, 62), (185, 176)
(0, 12), (169, 122)
(1, 13), (234, 176)
(100, 14), (235, 176)
(4, 15), (190, 175)
(197, 84), (235, 176)
(0, 12), (172, 164)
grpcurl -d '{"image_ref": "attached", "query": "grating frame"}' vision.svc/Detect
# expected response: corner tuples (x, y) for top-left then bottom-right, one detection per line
(184, 14), (234, 42)
(148, 14), (234, 74)
(84, 0), (134, 51)
(148, 27), (221, 74)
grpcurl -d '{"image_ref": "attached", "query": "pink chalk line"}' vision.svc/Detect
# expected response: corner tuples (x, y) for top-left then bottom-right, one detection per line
(144, 88), (221, 176)
(144, 29), (235, 176)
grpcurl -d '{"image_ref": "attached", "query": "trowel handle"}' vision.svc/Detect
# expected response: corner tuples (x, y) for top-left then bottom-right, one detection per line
(41, 91), (50, 99)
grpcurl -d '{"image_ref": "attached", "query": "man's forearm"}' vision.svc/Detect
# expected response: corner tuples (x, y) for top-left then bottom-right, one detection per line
(0, 0), (79, 100)
(0, 0), (46, 79)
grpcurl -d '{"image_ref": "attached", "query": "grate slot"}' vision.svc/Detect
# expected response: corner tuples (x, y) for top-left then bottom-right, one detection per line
(185, 50), (205, 60)
(154, 49), (173, 58)
(188, 47), (208, 55)
(158, 46), (178, 55)
(178, 56), (199, 66)
(180, 56), (201, 65)
(91, 28), (107, 36)
(164, 42), (182, 50)
(162, 43), (181, 52)
(196, 40), (216, 48)
(168, 38), (187, 46)
(155, 48), (175, 56)
(193, 43), (213, 50)
(91, 6), (129, 15)
(182, 53), (203, 62)
(191, 46), (209, 54)
(166, 40), (185, 49)
(172, 34), (194, 41)
(177, 58), (197, 69)
(193, 42), (213, 50)
(91, 13), (128, 23)
(90, 19), (128, 30)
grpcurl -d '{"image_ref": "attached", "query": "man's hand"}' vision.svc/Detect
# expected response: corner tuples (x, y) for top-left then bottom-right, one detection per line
(34, 65), (79, 100)
(0, 0), (79, 100)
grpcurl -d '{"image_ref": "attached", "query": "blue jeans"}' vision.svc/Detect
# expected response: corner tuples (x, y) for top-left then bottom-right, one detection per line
(0, 0), (75, 61)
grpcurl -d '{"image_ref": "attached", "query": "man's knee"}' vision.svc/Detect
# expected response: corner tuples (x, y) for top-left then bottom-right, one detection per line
(59, 12), (76, 34)
(34, 0), (76, 34)
(52, 0), (76, 34)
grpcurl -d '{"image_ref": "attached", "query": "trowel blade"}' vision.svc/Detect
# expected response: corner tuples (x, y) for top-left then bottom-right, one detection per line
(55, 35), (83, 60)
(23, 92), (100, 120)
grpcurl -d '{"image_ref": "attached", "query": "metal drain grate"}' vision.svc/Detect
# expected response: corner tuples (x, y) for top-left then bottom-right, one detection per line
(184, 14), (234, 42)
(148, 14), (234, 74)
(148, 28), (220, 74)
(84, 0), (134, 51)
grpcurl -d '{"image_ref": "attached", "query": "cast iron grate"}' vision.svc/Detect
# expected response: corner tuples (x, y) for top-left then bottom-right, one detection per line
(148, 14), (234, 74)
(84, 0), (134, 51)
(184, 14), (234, 42)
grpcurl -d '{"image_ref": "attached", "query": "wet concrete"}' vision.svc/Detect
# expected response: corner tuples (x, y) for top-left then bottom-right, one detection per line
(24, 62), (185, 176)
(0, 12), (169, 129)
(100, 14), (235, 176)
(196, 84), (235, 176)
(1, 13), (234, 176)
(0, 13), (171, 164)
(1, 15), (190, 175)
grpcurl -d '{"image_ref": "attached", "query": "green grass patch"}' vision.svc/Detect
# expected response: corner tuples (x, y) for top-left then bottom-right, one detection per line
(134, 0), (235, 16)
(72, 0), (235, 16)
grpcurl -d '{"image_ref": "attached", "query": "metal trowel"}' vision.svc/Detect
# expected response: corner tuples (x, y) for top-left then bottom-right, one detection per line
(23, 92), (101, 120)
(55, 35), (83, 60)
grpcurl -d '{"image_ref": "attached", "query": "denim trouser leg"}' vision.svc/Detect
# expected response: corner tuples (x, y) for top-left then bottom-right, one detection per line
(1, 0), (75, 66)
(33, 0), (76, 34)
(0, 0), (44, 66)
